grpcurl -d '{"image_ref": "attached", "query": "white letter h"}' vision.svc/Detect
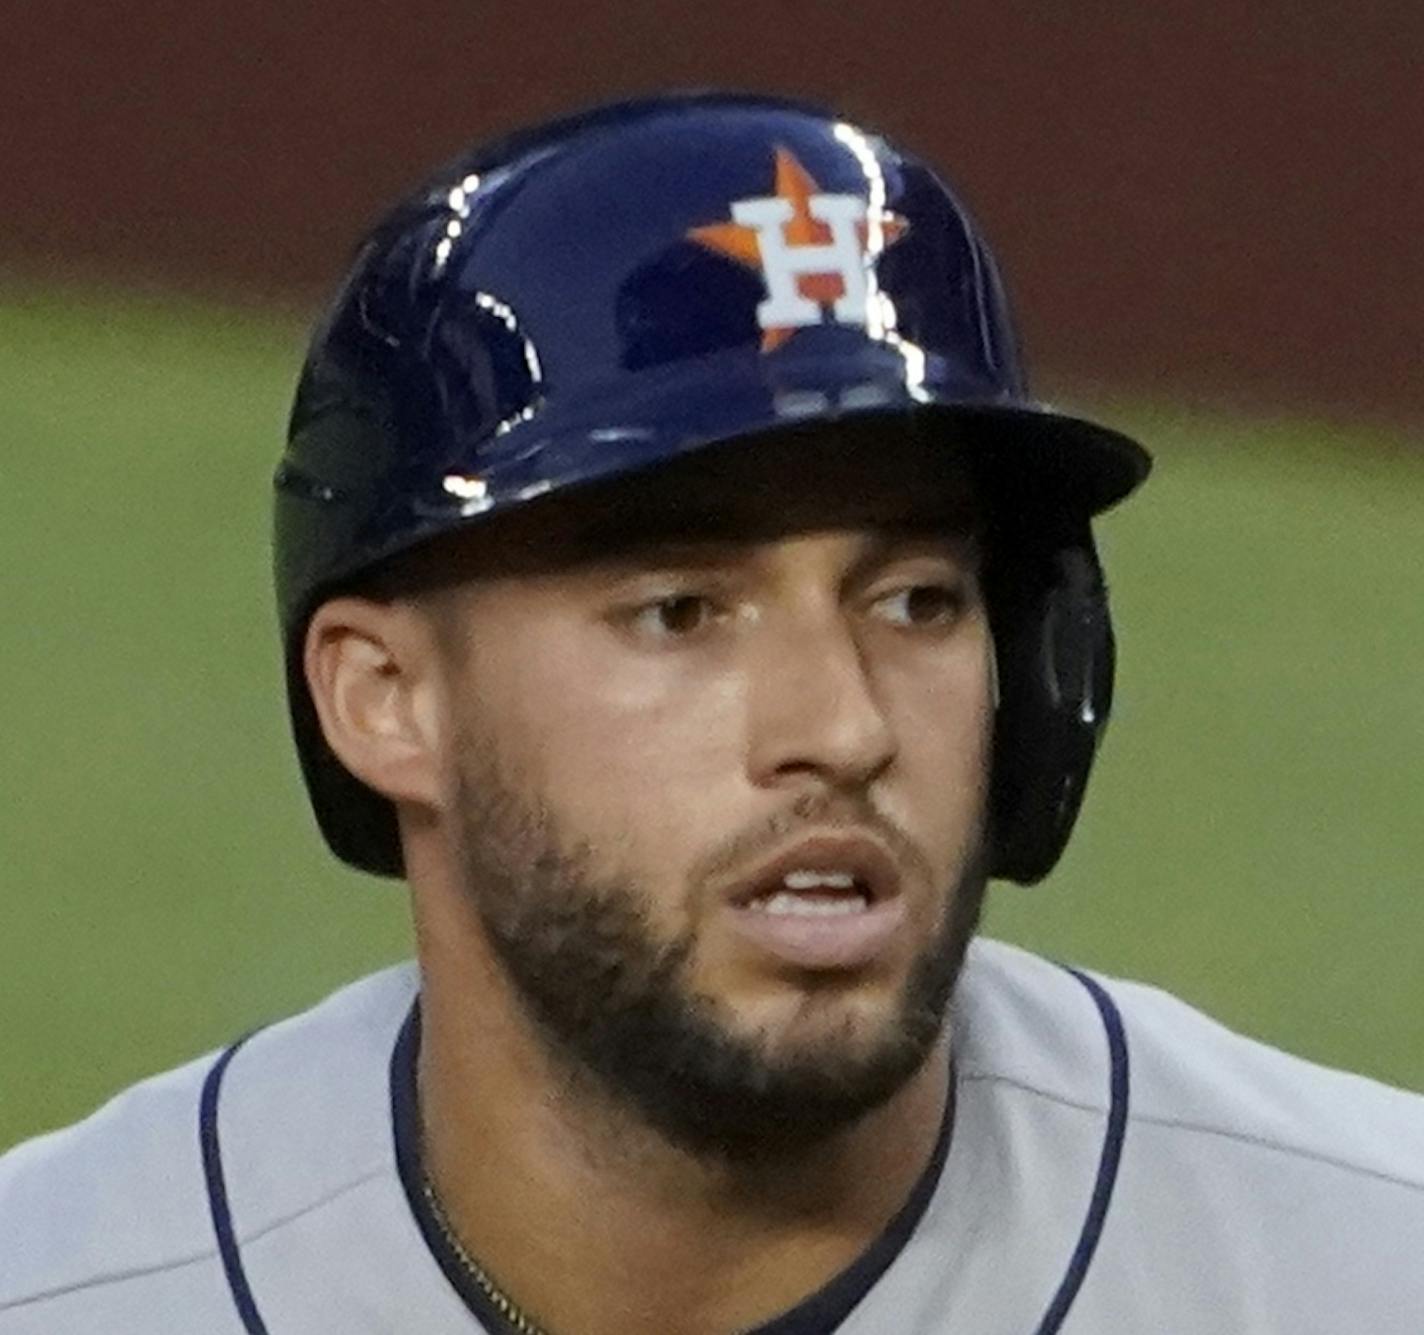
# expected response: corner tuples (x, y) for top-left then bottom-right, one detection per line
(731, 193), (869, 330)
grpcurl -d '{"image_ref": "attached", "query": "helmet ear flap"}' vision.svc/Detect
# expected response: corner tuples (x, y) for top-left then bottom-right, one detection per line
(987, 535), (1116, 884)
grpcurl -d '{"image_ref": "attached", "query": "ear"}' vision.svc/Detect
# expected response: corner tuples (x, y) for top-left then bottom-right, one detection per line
(303, 596), (447, 811)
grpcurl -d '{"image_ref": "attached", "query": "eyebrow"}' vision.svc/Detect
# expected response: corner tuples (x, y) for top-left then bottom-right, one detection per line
(565, 511), (980, 567)
(571, 510), (736, 550)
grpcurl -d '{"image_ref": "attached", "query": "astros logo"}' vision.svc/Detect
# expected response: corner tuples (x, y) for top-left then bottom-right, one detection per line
(689, 147), (908, 351)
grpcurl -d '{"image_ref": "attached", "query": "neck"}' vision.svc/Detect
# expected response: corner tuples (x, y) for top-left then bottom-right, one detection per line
(410, 882), (954, 1335)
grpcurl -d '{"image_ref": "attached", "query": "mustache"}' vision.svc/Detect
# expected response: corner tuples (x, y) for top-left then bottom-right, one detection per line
(686, 790), (936, 895)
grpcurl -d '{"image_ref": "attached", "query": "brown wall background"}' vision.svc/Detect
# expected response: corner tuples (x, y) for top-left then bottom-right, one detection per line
(4, 2), (1421, 424)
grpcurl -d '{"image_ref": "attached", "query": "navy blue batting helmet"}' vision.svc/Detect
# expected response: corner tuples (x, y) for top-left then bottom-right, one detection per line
(274, 91), (1150, 883)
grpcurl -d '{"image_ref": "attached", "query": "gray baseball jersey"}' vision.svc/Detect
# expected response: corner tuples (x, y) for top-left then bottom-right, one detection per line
(3, 939), (1422, 1333)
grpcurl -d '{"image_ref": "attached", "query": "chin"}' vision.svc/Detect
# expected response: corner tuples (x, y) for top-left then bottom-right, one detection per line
(703, 970), (941, 1084)
(657, 995), (944, 1161)
(724, 969), (905, 1037)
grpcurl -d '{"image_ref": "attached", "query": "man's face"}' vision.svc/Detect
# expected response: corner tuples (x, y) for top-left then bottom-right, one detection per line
(425, 429), (994, 1157)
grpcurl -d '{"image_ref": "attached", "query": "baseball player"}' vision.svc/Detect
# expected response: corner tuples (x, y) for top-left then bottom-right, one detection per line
(3, 93), (1421, 1334)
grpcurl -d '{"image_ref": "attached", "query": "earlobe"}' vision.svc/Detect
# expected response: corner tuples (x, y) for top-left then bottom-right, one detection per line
(304, 598), (445, 810)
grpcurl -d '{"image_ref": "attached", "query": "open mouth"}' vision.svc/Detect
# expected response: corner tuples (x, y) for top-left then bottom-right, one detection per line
(743, 870), (872, 916)
(727, 834), (900, 911)
(722, 834), (907, 970)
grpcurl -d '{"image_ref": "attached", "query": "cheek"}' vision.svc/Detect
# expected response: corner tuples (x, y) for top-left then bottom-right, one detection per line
(897, 661), (992, 779)
(554, 652), (741, 780)
(874, 635), (995, 843)
(466, 618), (747, 871)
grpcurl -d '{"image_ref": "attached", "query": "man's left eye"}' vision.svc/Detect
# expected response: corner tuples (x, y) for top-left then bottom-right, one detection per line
(874, 585), (965, 628)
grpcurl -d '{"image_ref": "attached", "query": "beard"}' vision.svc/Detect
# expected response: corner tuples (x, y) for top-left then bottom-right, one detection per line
(453, 741), (988, 1164)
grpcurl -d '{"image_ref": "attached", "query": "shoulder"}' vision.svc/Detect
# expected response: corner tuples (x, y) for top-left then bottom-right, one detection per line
(0, 963), (418, 1332)
(0, 1047), (230, 1332)
(964, 937), (1424, 1173)
(962, 937), (1424, 1190)
(955, 940), (1424, 1328)
(1107, 964), (1424, 1193)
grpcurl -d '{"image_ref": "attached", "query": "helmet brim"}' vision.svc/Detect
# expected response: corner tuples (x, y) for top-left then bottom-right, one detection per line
(434, 349), (1151, 543)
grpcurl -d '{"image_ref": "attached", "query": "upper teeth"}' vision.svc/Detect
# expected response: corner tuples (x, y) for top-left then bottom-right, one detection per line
(744, 869), (869, 916)
(752, 891), (867, 917)
(782, 870), (856, 891)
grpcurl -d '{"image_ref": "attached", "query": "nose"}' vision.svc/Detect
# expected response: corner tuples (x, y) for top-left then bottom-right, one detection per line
(745, 602), (897, 794)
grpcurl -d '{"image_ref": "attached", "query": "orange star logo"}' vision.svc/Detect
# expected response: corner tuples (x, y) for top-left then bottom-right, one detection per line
(688, 147), (908, 351)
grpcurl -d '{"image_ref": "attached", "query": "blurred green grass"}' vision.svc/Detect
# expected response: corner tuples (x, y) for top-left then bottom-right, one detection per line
(2, 289), (1421, 1151)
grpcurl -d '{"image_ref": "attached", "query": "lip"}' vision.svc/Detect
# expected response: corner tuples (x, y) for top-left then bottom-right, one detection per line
(720, 832), (903, 909)
(724, 896), (908, 970)
(717, 831), (908, 972)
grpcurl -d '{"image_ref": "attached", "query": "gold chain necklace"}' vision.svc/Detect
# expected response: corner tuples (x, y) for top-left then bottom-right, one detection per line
(421, 1173), (552, 1335)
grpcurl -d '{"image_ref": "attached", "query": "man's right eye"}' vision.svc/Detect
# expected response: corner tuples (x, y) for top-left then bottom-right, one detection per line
(629, 594), (719, 640)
